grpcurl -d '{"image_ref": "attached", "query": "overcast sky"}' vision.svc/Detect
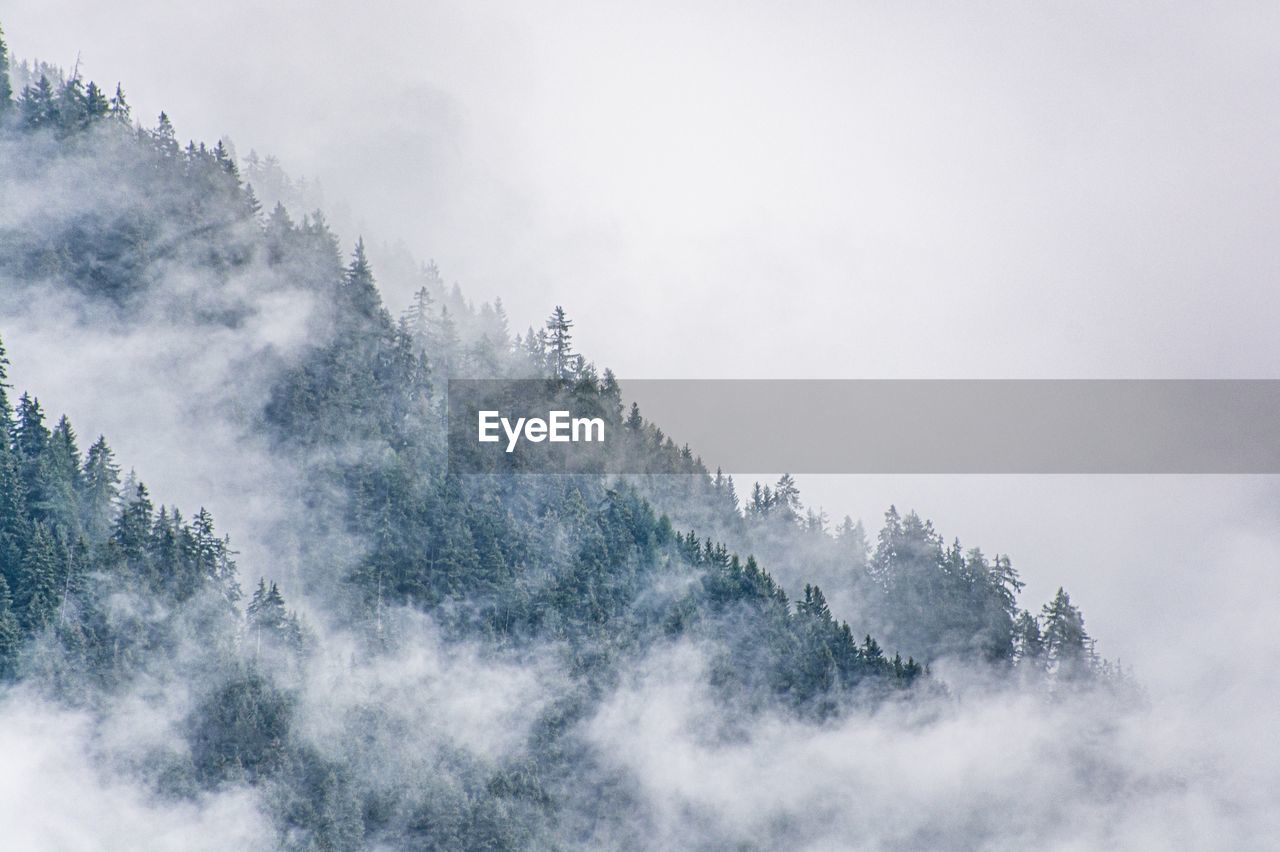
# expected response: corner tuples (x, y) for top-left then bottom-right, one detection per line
(5, 1), (1280, 689)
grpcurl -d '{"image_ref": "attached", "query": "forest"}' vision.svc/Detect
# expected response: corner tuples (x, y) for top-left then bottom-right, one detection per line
(0, 22), (1132, 850)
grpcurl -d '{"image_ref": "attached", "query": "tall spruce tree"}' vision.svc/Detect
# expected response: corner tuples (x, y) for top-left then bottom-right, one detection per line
(80, 437), (121, 542)
(1041, 587), (1091, 679)
(109, 83), (130, 123)
(344, 239), (383, 319)
(16, 522), (60, 631)
(0, 23), (12, 117)
(1013, 609), (1045, 669)
(545, 306), (575, 381)
(0, 574), (19, 677)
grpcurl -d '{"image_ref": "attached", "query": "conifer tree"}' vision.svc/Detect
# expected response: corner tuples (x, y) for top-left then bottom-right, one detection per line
(84, 81), (109, 119)
(80, 437), (121, 542)
(112, 481), (154, 571)
(1041, 587), (1091, 679)
(0, 23), (12, 116)
(0, 443), (26, 584)
(14, 394), (53, 523)
(16, 522), (60, 631)
(247, 578), (287, 653)
(436, 305), (459, 375)
(58, 75), (88, 130)
(0, 574), (19, 677)
(773, 474), (801, 522)
(19, 76), (56, 129)
(1013, 609), (1045, 668)
(14, 393), (49, 464)
(490, 297), (510, 346)
(625, 402), (643, 431)
(402, 285), (435, 352)
(0, 333), (11, 438)
(152, 111), (179, 158)
(242, 183), (262, 219)
(836, 516), (869, 566)
(43, 415), (82, 535)
(109, 83), (130, 123)
(544, 306), (575, 381)
(344, 239), (383, 319)
(0, 340), (25, 579)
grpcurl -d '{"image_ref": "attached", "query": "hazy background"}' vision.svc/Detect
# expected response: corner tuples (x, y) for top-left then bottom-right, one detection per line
(5, 1), (1280, 701)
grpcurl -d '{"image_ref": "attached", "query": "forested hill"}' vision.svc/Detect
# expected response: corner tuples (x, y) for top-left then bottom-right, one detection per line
(0, 27), (1124, 850)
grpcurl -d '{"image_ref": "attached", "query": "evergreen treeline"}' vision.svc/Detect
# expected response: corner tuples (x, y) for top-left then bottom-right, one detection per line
(0, 334), (284, 686)
(0, 25), (1121, 848)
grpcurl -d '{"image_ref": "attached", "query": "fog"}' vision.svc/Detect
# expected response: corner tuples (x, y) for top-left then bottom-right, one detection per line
(12, 0), (1276, 678)
(0, 692), (271, 849)
(2, 2), (1279, 848)
(8, 2), (1280, 375)
(586, 639), (1280, 849)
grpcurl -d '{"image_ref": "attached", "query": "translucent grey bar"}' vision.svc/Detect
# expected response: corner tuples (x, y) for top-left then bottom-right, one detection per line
(447, 380), (1280, 473)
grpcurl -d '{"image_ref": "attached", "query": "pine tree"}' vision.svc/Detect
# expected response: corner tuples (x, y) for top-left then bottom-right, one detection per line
(1041, 587), (1091, 679)
(150, 506), (183, 592)
(19, 76), (56, 129)
(84, 81), (109, 119)
(986, 554), (1023, 627)
(490, 297), (511, 347)
(804, 508), (828, 534)
(112, 481), (154, 572)
(0, 23), (12, 116)
(722, 474), (739, 514)
(247, 578), (287, 654)
(80, 436), (121, 542)
(402, 285), (435, 353)
(152, 112), (179, 158)
(436, 305), (459, 375)
(0, 338), (26, 581)
(0, 570), (19, 675)
(0, 443), (26, 586)
(242, 183), (262, 220)
(0, 332), (11, 437)
(217, 534), (241, 606)
(544, 306), (575, 381)
(625, 402), (643, 431)
(16, 522), (60, 631)
(344, 239), (384, 319)
(0, 574), (20, 678)
(871, 505), (904, 584)
(14, 393), (49, 464)
(213, 139), (237, 175)
(44, 415), (82, 535)
(773, 474), (801, 522)
(14, 394), (53, 524)
(836, 516), (869, 567)
(109, 83), (130, 123)
(1013, 609), (1044, 668)
(58, 75), (88, 130)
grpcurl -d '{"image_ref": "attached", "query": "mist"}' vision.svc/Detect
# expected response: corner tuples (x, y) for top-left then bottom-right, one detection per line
(9, 0), (1280, 666)
(1, 3), (1278, 849)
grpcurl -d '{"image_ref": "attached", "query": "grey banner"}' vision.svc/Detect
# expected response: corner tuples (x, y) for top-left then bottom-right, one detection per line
(447, 379), (1280, 473)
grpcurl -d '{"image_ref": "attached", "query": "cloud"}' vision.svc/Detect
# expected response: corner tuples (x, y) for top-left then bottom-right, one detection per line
(2, 5), (1279, 846)
(0, 690), (273, 851)
(584, 639), (1280, 850)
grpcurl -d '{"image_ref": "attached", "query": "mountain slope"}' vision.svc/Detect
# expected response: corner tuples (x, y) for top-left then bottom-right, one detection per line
(0, 31), (1127, 850)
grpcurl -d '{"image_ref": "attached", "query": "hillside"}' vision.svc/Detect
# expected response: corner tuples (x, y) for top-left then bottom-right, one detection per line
(0, 26), (1127, 850)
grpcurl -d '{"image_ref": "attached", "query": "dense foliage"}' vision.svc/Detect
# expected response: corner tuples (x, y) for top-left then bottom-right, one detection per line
(0, 27), (1118, 848)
